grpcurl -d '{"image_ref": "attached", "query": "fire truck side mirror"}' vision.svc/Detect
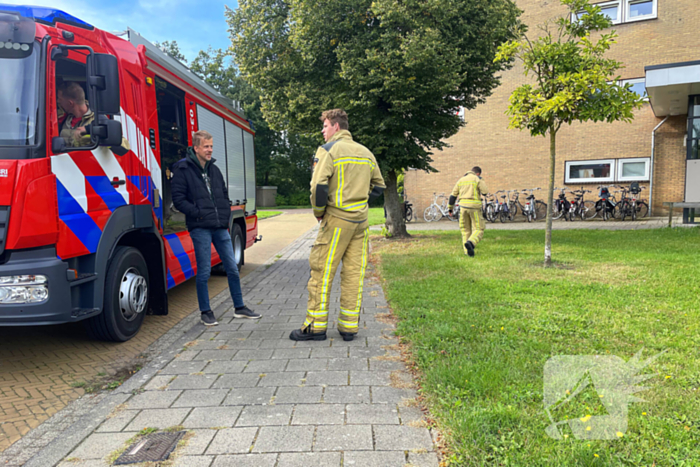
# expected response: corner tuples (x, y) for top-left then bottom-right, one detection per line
(51, 137), (68, 154)
(92, 117), (123, 148)
(86, 53), (120, 116)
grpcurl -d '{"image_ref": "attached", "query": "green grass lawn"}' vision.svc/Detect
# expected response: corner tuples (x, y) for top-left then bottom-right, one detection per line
(373, 228), (700, 466)
(257, 211), (282, 219)
(368, 207), (385, 226)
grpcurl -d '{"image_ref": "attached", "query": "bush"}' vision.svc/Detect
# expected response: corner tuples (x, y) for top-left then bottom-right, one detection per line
(275, 192), (311, 207)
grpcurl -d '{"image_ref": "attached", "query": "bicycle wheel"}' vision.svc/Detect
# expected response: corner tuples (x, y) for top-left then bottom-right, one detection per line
(499, 210), (506, 223)
(637, 201), (649, 218)
(405, 206), (413, 222)
(552, 202), (564, 221)
(450, 205), (460, 222)
(632, 203), (637, 221)
(423, 206), (435, 222)
(510, 203), (519, 218)
(582, 200), (597, 220)
(620, 202), (627, 221)
(526, 210), (533, 223)
(486, 204), (496, 223)
(534, 201), (547, 221)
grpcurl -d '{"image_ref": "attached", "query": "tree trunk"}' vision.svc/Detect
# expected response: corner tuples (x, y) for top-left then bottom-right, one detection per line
(384, 169), (410, 238)
(544, 128), (557, 268)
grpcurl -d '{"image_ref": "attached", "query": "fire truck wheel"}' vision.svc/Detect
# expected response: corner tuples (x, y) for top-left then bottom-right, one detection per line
(212, 223), (245, 275)
(85, 246), (149, 342)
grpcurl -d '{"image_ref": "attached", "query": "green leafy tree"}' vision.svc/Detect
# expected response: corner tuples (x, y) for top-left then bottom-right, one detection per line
(228, 0), (521, 237)
(190, 48), (316, 198)
(154, 40), (187, 64)
(495, 0), (643, 267)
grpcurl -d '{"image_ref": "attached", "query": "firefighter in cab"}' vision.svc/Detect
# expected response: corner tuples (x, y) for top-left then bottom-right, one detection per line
(448, 166), (488, 257)
(290, 109), (385, 342)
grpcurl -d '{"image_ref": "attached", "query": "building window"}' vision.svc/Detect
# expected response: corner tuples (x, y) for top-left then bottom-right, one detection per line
(617, 157), (651, 181)
(575, 0), (657, 25)
(621, 78), (647, 99)
(565, 159), (615, 183)
(626, 0), (657, 22)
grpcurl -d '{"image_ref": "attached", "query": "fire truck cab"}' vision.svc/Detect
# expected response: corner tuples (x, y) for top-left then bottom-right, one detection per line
(0, 5), (260, 341)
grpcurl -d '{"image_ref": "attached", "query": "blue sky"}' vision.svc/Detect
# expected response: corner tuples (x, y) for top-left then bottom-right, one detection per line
(6, 0), (237, 62)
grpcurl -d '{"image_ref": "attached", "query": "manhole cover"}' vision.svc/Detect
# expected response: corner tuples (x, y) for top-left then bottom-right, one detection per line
(114, 431), (186, 465)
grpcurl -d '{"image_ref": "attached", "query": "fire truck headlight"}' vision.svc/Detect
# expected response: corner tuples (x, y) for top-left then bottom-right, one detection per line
(0, 275), (49, 304)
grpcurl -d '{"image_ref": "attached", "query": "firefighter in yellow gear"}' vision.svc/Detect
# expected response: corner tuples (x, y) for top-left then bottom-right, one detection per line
(448, 166), (488, 257)
(290, 109), (385, 342)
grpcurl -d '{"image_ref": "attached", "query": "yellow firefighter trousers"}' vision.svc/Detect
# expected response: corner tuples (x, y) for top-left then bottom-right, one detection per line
(460, 207), (485, 254)
(304, 215), (370, 335)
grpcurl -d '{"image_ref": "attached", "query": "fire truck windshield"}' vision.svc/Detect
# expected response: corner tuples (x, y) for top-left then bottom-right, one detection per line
(0, 42), (39, 150)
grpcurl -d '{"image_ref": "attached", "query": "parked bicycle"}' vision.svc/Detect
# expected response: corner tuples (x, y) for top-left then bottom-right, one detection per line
(616, 183), (648, 221)
(595, 185), (617, 221)
(566, 188), (596, 221)
(494, 190), (514, 223)
(423, 192), (458, 222)
(521, 188), (546, 222)
(482, 194), (498, 223)
(551, 188), (571, 221)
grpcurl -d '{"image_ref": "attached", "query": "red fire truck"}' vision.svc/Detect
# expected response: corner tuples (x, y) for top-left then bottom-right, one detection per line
(0, 5), (260, 341)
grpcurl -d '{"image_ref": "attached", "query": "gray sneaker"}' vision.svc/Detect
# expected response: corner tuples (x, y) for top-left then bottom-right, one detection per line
(200, 311), (218, 326)
(233, 306), (261, 319)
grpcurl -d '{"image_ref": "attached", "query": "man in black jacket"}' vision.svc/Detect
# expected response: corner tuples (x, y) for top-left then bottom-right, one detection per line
(171, 130), (260, 325)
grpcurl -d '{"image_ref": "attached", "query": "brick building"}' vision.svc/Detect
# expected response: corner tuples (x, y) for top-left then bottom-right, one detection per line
(405, 0), (700, 223)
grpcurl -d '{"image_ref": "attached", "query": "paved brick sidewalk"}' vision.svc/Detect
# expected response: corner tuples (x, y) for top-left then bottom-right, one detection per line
(28, 227), (438, 467)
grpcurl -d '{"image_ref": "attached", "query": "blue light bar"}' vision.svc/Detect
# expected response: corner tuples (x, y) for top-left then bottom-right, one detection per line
(0, 4), (94, 29)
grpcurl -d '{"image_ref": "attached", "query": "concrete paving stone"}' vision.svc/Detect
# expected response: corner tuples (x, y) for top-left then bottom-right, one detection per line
(223, 387), (275, 406)
(222, 340), (262, 350)
(178, 429), (217, 455)
(205, 427), (258, 455)
(161, 361), (209, 375)
(314, 425), (373, 451)
(235, 405), (293, 426)
(183, 407), (242, 429)
(369, 359), (405, 371)
(291, 404), (345, 425)
(286, 358), (329, 372)
(96, 410), (139, 432)
(323, 386), (370, 404)
(408, 452), (441, 467)
(270, 323), (303, 331)
(124, 408), (191, 431)
(271, 348), (312, 359)
(274, 386), (323, 404)
(232, 349), (274, 361)
(237, 322), (273, 330)
(346, 403), (399, 425)
(350, 371), (391, 386)
(202, 360), (247, 374)
(327, 337), (368, 347)
(186, 340), (230, 350)
(174, 350), (200, 361)
(310, 348), (349, 359)
(344, 451), (406, 466)
(373, 425), (434, 451)
(371, 387), (417, 404)
(257, 372), (305, 387)
(58, 460), (109, 467)
(144, 375), (175, 390)
(350, 347), (390, 359)
(328, 358), (369, 371)
(398, 406), (426, 425)
(366, 336), (398, 347)
(259, 339), (297, 349)
(168, 374), (217, 390)
(212, 373), (261, 389)
(304, 371), (349, 386)
(126, 390), (182, 409)
(207, 322), (243, 331)
(213, 331), (252, 340)
(193, 350), (238, 361)
(69, 432), (134, 459)
(243, 360), (288, 373)
(252, 426), (314, 453)
(211, 454), (277, 467)
(171, 455), (213, 467)
(172, 389), (230, 407)
(248, 330), (286, 340)
(277, 452), (341, 467)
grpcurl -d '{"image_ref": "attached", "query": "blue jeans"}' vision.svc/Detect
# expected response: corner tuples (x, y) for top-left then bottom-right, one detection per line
(190, 228), (244, 311)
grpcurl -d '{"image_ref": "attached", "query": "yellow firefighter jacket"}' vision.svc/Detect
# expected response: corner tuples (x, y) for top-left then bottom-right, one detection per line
(310, 130), (385, 222)
(448, 171), (488, 210)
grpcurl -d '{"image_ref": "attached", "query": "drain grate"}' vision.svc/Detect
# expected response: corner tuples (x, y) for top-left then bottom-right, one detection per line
(114, 431), (186, 465)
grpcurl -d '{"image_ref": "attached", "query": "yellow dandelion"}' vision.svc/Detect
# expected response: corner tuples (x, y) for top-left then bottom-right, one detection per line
(580, 415), (592, 422)
(586, 426), (592, 431)
(665, 375), (671, 379)
(616, 432), (624, 438)
(501, 326), (504, 330)
(594, 454), (599, 458)
(642, 412), (647, 415)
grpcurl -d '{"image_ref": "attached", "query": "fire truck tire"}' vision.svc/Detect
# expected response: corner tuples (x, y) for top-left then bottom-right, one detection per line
(85, 246), (149, 342)
(212, 223), (244, 275)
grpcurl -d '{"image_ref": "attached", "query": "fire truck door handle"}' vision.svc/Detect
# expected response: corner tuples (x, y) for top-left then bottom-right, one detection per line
(111, 178), (126, 187)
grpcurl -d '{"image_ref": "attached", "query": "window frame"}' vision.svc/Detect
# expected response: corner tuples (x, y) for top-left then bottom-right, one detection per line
(624, 0), (658, 23)
(620, 77), (648, 101)
(597, 0), (623, 25)
(617, 157), (651, 182)
(565, 159), (616, 184)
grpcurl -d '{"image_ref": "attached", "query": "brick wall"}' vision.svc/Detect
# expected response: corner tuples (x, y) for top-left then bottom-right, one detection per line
(405, 0), (697, 217)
